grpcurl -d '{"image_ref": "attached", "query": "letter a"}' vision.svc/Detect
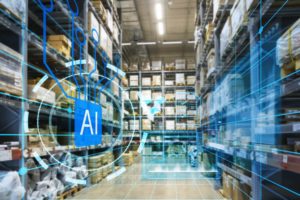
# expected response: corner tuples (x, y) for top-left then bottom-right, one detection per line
(80, 110), (94, 135)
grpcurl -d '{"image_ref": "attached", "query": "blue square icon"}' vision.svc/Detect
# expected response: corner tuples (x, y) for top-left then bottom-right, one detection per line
(75, 99), (102, 147)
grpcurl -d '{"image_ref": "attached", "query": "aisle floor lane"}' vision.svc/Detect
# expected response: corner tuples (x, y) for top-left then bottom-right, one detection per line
(70, 159), (224, 200)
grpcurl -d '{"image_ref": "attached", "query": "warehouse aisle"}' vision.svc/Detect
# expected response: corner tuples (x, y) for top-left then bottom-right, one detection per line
(70, 158), (223, 200)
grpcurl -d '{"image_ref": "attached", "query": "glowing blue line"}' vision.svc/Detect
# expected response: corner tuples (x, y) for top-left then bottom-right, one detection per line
(65, 60), (87, 68)
(33, 152), (49, 169)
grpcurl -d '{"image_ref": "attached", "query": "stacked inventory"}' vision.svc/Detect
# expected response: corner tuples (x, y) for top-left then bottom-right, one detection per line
(123, 58), (197, 156)
(195, 0), (300, 199)
(0, 0), (123, 199)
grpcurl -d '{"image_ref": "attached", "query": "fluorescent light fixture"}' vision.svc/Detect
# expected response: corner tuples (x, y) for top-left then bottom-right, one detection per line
(188, 40), (195, 44)
(122, 43), (131, 46)
(162, 41), (183, 45)
(137, 42), (157, 45)
(157, 22), (165, 35)
(155, 3), (163, 20)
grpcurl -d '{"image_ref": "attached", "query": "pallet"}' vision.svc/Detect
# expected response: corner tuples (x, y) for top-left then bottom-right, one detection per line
(176, 83), (186, 86)
(57, 187), (79, 200)
(165, 66), (175, 71)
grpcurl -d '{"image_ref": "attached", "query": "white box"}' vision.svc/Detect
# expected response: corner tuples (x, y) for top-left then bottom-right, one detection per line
(88, 11), (99, 37)
(142, 77), (151, 86)
(102, 107), (108, 120)
(176, 73), (185, 85)
(129, 64), (138, 71)
(106, 9), (113, 33)
(152, 92), (162, 101)
(175, 59), (186, 70)
(142, 62), (151, 71)
(152, 61), (162, 70)
(130, 91), (138, 101)
(176, 90), (186, 100)
(152, 75), (161, 86)
(187, 93), (196, 100)
(113, 22), (119, 44)
(100, 25), (108, 52)
(166, 92), (175, 101)
(220, 16), (232, 58)
(123, 121), (128, 130)
(231, 0), (246, 39)
(142, 90), (152, 101)
(142, 119), (152, 130)
(187, 76), (195, 85)
(130, 120), (139, 131)
(165, 107), (175, 115)
(187, 63), (196, 69)
(176, 106), (186, 115)
(166, 120), (175, 130)
(130, 75), (139, 86)
(165, 80), (174, 86)
(107, 37), (113, 60)
(112, 80), (119, 96)
(187, 120), (196, 130)
(176, 122), (186, 130)
(28, 85), (56, 105)
(187, 110), (196, 115)
(100, 93), (107, 105)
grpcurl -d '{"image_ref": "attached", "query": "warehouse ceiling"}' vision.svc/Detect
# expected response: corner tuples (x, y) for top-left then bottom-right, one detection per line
(119, 0), (196, 62)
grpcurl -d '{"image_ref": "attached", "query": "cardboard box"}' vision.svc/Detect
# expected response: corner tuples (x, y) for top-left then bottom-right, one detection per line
(220, 16), (232, 58)
(152, 92), (162, 102)
(187, 76), (195, 85)
(166, 92), (175, 101)
(176, 106), (186, 115)
(142, 77), (151, 86)
(130, 120), (139, 131)
(44, 80), (76, 103)
(107, 37), (113, 60)
(187, 120), (196, 130)
(106, 10), (113, 33)
(100, 25), (108, 52)
(113, 22), (119, 44)
(47, 35), (71, 58)
(176, 122), (186, 130)
(142, 119), (152, 130)
(28, 85), (56, 105)
(222, 173), (234, 199)
(130, 91), (138, 101)
(0, 43), (22, 96)
(166, 120), (175, 130)
(176, 73), (185, 85)
(142, 90), (152, 101)
(152, 61), (162, 70)
(142, 62), (151, 71)
(129, 75), (139, 86)
(176, 90), (186, 100)
(165, 107), (175, 115)
(129, 64), (138, 71)
(88, 11), (100, 37)
(152, 75), (161, 86)
(175, 59), (186, 70)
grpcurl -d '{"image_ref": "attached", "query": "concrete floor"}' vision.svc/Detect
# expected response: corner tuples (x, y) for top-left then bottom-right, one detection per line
(70, 157), (224, 200)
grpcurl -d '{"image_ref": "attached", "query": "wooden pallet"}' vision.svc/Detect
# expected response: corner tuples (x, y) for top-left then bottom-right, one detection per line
(176, 83), (186, 86)
(57, 187), (79, 200)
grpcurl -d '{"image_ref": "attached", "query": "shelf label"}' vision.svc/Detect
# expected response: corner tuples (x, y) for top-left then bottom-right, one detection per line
(75, 100), (102, 147)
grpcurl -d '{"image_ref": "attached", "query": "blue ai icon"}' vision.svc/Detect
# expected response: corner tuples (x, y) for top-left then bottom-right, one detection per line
(75, 100), (102, 147)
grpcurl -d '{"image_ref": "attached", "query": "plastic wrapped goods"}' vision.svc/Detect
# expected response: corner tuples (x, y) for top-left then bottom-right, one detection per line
(0, 171), (25, 200)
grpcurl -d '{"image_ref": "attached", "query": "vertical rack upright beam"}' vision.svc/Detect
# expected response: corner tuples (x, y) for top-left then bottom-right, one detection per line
(20, 0), (29, 191)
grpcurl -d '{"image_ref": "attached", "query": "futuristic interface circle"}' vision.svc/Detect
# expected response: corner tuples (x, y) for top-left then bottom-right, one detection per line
(35, 73), (136, 173)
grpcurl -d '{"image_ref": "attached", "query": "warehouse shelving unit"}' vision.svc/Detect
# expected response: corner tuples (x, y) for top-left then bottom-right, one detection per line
(124, 59), (197, 160)
(195, 0), (300, 199)
(0, 0), (125, 198)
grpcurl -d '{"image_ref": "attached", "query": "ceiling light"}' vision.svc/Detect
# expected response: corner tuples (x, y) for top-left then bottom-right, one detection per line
(122, 43), (132, 46)
(155, 3), (163, 20)
(162, 41), (183, 45)
(188, 41), (195, 44)
(157, 22), (165, 35)
(137, 42), (157, 45)
(168, 1), (173, 5)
